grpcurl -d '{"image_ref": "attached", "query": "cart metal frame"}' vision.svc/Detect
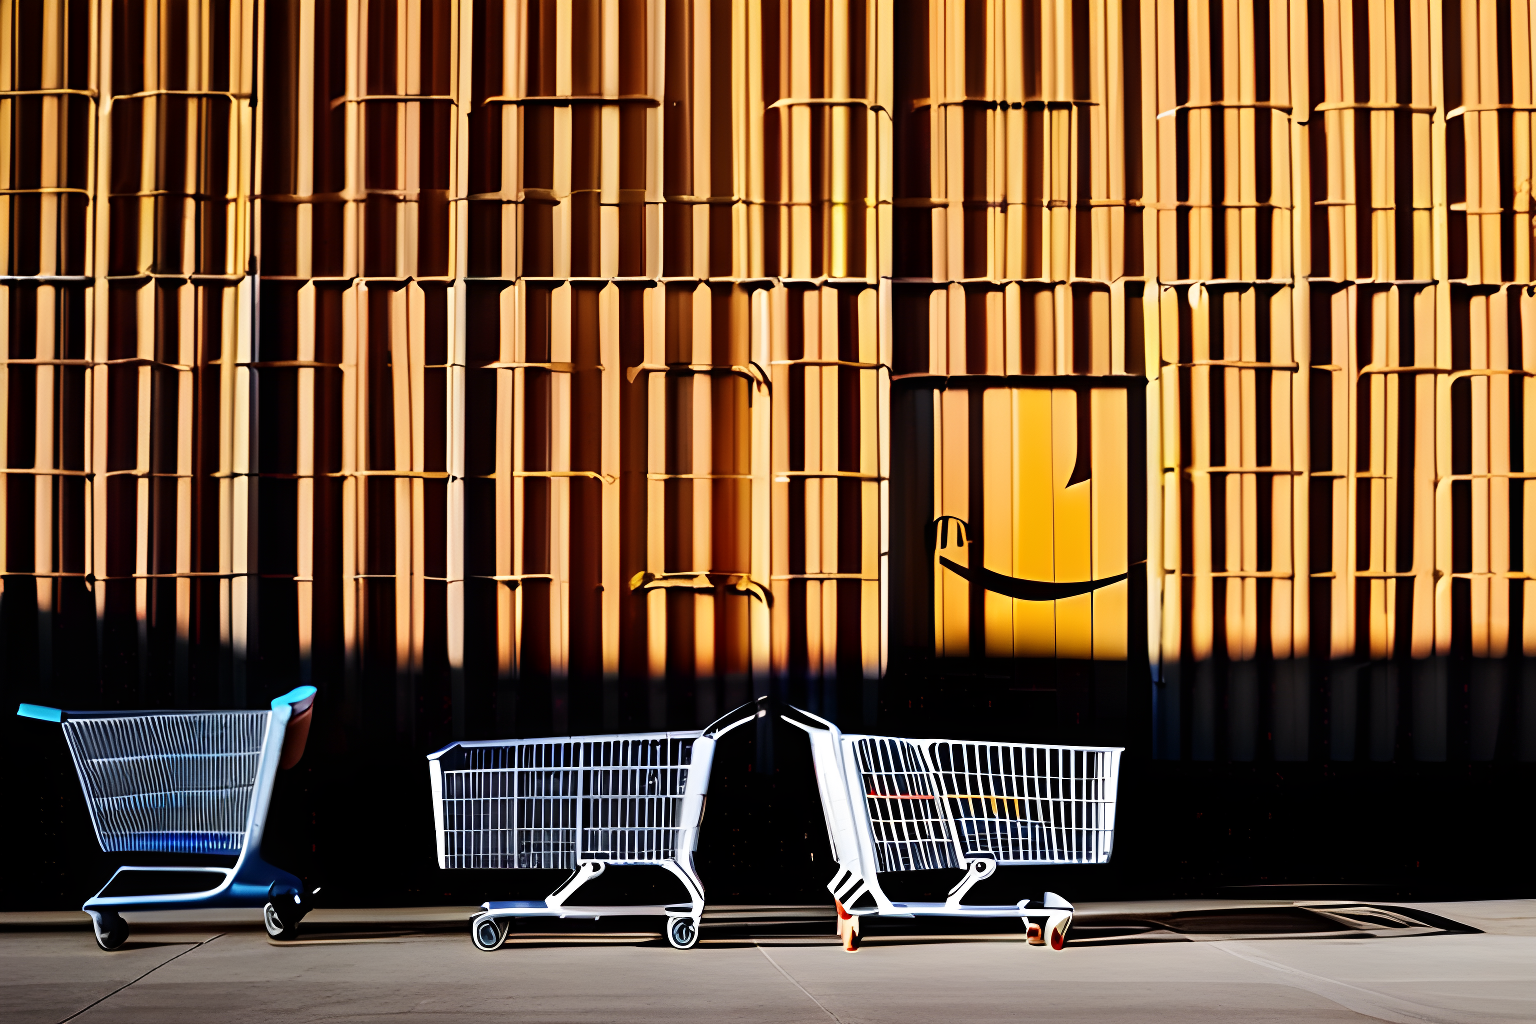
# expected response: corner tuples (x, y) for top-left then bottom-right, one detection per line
(17, 686), (318, 949)
(428, 700), (761, 951)
(782, 703), (1122, 951)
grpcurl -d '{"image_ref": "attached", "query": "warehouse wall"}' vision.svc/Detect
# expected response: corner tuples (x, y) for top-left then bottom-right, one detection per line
(3, 0), (1535, 775)
(1144, 1), (1536, 764)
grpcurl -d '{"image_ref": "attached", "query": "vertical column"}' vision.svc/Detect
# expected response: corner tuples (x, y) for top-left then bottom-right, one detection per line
(1438, 0), (1526, 760)
(1148, 0), (1306, 759)
(765, 0), (883, 723)
(0, 0), (96, 698)
(447, 0), (473, 737)
(70, 2), (259, 707)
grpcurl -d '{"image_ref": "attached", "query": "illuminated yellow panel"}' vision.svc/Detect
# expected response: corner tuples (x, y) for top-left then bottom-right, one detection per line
(982, 389), (1016, 657)
(934, 386), (1129, 661)
(1053, 390), (1094, 660)
(1091, 390), (1130, 662)
(1013, 389), (1057, 658)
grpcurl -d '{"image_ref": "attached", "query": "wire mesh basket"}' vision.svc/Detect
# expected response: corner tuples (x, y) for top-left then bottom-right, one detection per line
(924, 740), (1120, 865)
(433, 734), (700, 870)
(61, 711), (269, 855)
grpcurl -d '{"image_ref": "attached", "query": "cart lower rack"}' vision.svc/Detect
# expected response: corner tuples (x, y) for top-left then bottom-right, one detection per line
(17, 686), (318, 950)
(783, 703), (1122, 951)
(428, 701), (760, 951)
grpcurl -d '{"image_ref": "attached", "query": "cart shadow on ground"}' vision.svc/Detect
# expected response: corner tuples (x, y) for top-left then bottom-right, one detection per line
(287, 903), (1481, 950)
(0, 902), (1481, 951)
(89, 939), (207, 953)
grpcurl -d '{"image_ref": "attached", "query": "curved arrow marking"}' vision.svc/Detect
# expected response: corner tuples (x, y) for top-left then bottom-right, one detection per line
(938, 556), (1128, 602)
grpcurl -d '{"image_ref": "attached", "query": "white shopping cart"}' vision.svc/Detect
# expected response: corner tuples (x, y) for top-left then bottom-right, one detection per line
(16, 686), (319, 950)
(428, 701), (761, 951)
(782, 703), (1122, 951)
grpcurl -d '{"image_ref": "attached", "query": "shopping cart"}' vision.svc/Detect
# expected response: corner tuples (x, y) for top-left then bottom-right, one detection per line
(782, 703), (1121, 951)
(428, 701), (761, 951)
(16, 686), (318, 950)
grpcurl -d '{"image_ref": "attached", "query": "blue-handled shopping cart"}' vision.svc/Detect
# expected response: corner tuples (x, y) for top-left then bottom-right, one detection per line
(17, 686), (319, 949)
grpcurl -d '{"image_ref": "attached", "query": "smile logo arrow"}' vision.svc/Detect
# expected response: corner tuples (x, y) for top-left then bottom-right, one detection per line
(931, 516), (1128, 602)
(937, 555), (1127, 601)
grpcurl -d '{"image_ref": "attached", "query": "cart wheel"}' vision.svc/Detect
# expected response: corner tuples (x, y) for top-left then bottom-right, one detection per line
(842, 915), (861, 953)
(666, 916), (699, 950)
(93, 912), (129, 952)
(264, 903), (300, 941)
(1025, 921), (1045, 945)
(471, 914), (509, 952)
(1049, 915), (1071, 950)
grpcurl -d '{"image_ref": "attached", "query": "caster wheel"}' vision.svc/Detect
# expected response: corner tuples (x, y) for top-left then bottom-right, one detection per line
(666, 916), (700, 950)
(1049, 914), (1071, 950)
(471, 915), (509, 952)
(843, 918), (861, 952)
(264, 903), (300, 941)
(1025, 921), (1045, 945)
(93, 911), (129, 951)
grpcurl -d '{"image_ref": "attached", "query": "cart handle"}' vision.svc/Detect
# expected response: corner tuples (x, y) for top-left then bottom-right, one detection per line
(778, 701), (836, 732)
(272, 686), (318, 769)
(271, 686), (317, 713)
(700, 697), (767, 739)
(17, 691), (319, 723)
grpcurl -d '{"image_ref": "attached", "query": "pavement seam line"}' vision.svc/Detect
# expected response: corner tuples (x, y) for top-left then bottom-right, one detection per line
(56, 934), (222, 1024)
(753, 942), (843, 1024)
(1211, 941), (1458, 1024)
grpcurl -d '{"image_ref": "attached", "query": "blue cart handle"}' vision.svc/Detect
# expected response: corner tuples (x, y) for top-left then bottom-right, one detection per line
(20, 693), (315, 719)
(270, 686), (317, 712)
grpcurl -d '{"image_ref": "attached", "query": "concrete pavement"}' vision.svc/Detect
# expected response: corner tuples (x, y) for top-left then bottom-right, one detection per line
(3, 901), (1531, 1023)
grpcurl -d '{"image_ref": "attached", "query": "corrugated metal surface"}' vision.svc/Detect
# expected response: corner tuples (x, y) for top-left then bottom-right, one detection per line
(1143, 1), (1531, 762)
(0, 1), (258, 710)
(2, 1), (1531, 763)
